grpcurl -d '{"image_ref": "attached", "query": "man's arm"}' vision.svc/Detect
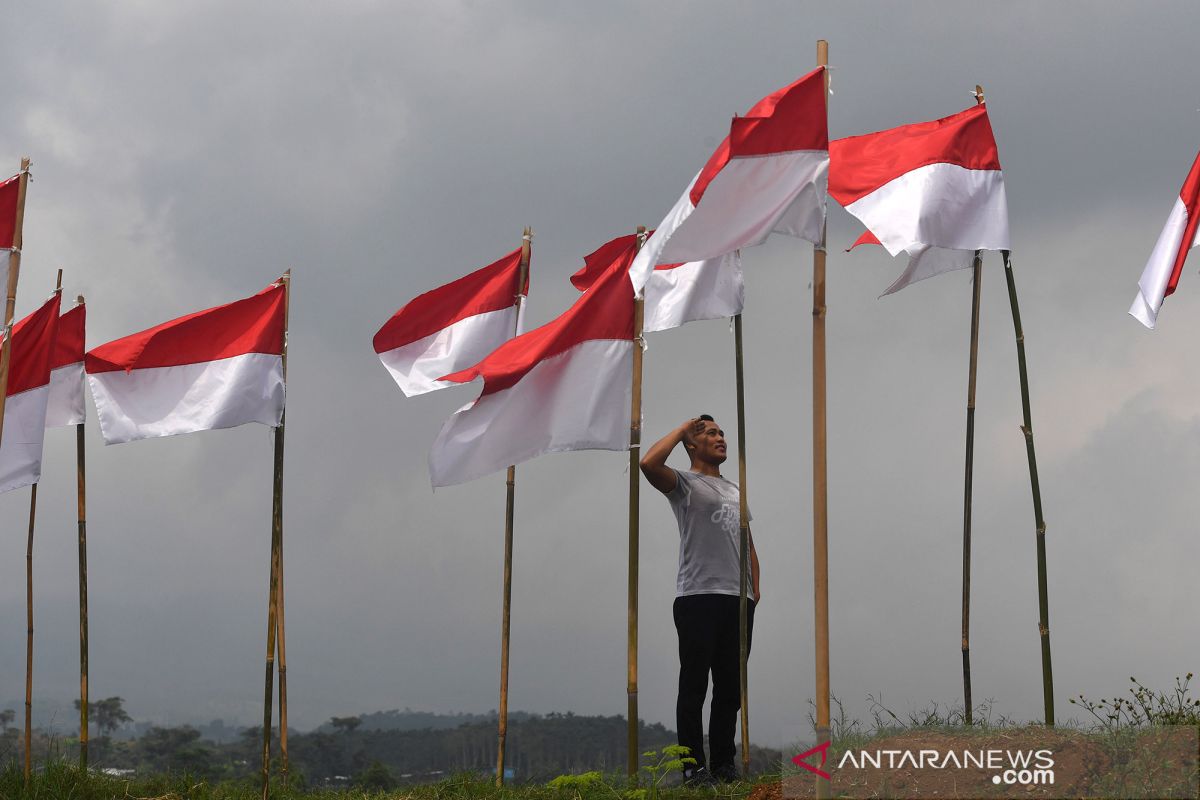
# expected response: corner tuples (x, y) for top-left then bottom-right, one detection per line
(639, 419), (703, 494)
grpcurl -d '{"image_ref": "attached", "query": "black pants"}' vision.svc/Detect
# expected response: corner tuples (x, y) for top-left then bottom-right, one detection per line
(672, 593), (755, 771)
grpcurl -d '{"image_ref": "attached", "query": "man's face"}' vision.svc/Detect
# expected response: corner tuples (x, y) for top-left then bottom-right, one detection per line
(690, 419), (727, 465)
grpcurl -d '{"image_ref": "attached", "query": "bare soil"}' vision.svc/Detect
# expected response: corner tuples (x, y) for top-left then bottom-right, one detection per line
(749, 726), (1198, 799)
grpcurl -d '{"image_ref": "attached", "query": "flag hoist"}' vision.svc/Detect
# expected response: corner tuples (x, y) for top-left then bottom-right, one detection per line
(831, 88), (1054, 726)
(83, 276), (290, 798)
(373, 234), (531, 785)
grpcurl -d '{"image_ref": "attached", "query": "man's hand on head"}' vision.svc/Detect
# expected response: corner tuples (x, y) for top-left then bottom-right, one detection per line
(682, 417), (706, 449)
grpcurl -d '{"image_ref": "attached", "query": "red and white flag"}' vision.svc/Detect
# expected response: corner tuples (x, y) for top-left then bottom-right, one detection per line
(0, 293), (60, 493)
(429, 246), (635, 487)
(830, 103), (1010, 295)
(629, 68), (829, 293)
(86, 282), (286, 445)
(571, 234), (743, 333)
(46, 301), (86, 428)
(374, 248), (528, 396)
(1129, 150), (1200, 329)
(0, 173), (21, 298)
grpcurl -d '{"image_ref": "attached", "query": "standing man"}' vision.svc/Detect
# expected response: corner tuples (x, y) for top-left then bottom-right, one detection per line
(641, 415), (760, 784)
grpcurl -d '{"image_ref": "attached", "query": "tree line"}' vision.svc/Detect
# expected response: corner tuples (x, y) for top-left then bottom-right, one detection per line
(1, 700), (781, 785)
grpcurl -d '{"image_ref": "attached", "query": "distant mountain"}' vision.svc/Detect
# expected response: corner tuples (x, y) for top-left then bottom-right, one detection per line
(319, 708), (535, 733)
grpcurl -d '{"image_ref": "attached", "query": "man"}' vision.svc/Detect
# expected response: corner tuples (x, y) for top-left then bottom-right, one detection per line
(640, 415), (760, 784)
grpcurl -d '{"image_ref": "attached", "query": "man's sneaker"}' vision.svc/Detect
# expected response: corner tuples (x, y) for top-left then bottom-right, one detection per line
(682, 766), (718, 787)
(711, 763), (742, 783)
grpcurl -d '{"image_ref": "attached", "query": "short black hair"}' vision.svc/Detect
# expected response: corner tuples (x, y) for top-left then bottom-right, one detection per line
(698, 414), (714, 422)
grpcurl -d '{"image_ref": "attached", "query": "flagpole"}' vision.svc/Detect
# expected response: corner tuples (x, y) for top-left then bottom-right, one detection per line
(24, 482), (37, 788)
(811, 39), (831, 800)
(496, 226), (531, 787)
(0, 157), (32, 450)
(75, 300), (89, 772)
(734, 306), (752, 776)
(960, 249), (983, 725)
(1001, 250), (1054, 725)
(627, 225), (647, 779)
(261, 270), (290, 800)
(23, 271), (61, 788)
(276, 495), (289, 783)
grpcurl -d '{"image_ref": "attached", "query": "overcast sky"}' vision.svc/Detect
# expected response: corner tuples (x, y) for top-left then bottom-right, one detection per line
(2, 1), (1198, 750)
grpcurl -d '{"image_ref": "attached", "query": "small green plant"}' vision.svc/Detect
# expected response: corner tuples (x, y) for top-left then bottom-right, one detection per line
(629, 744), (697, 800)
(1070, 674), (1200, 731)
(548, 769), (605, 794)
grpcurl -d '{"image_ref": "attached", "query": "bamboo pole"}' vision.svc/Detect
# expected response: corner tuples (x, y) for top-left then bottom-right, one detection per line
(275, 274), (292, 785)
(812, 40), (831, 800)
(627, 225), (647, 778)
(24, 482), (37, 787)
(0, 158), (32, 451)
(1002, 251), (1055, 725)
(276, 511), (289, 784)
(261, 271), (290, 800)
(23, 272), (61, 787)
(960, 251), (984, 725)
(496, 226), (531, 787)
(76, 308), (89, 772)
(734, 308), (751, 776)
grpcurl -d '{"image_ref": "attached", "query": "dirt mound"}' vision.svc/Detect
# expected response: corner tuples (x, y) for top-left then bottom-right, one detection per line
(751, 725), (1197, 799)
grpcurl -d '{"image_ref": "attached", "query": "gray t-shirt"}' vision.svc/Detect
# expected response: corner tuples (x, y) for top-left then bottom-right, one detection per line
(665, 468), (755, 600)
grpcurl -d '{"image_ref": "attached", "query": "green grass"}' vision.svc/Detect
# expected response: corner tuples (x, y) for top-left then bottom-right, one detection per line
(0, 762), (769, 800)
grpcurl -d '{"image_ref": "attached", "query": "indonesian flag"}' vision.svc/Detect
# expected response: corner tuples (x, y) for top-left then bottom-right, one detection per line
(1128, 150), (1200, 329)
(571, 234), (743, 333)
(429, 246), (634, 487)
(829, 103), (1011, 295)
(374, 248), (527, 396)
(629, 68), (829, 294)
(86, 282), (286, 445)
(46, 302), (86, 428)
(0, 293), (60, 493)
(0, 173), (20, 295)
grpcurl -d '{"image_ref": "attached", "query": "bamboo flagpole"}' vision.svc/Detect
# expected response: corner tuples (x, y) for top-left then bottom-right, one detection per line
(733, 306), (752, 776)
(811, 39), (831, 800)
(260, 270), (291, 800)
(495, 226), (531, 787)
(24, 269), (61, 787)
(276, 507), (289, 784)
(960, 249), (984, 725)
(76, 300), (89, 771)
(0, 158), (32, 456)
(627, 225), (647, 778)
(24, 482), (37, 787)
(1002, 250), (1055, 725)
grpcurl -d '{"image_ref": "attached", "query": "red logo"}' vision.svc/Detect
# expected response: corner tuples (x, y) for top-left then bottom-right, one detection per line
(791, 740), (832, 780)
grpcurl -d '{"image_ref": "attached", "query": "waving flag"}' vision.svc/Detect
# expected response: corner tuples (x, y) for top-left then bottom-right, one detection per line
(830, 103), (1010, 295)
(0, 293), (60, 493)
(0, 173), (20, 293)
(374, 248), (527, 396)
(1129, 150), (1200, 329)
(86, 282), (286, 444)
(571, 234), (743, 333)
(46, 302), (86, 428)
(629, 68), (829, 293)
(429, 247), (634, 487)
